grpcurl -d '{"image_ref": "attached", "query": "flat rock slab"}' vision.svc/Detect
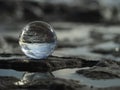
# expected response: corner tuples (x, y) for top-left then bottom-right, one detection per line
(0, 55), (99, 72)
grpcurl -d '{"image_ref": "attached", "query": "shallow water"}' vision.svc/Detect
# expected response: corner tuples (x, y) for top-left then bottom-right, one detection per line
(0, 69), (24, 79)
(53, 68), (120, 88)
(1, 64), (120, 88)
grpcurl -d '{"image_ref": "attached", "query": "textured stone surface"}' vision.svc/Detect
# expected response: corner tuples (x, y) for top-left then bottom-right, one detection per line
(77, 60), (120, 79)
(0, 77), (82, 90)
(0, 55), (99, 72)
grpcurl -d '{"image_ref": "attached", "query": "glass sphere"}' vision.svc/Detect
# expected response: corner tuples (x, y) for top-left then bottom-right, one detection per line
(19, 21), (57, 59)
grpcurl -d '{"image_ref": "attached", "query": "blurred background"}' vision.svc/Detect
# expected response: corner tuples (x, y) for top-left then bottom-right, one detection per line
(0, 0), (120, 55)
(1, 1), (120, 89)
(0, 0), (120, 25)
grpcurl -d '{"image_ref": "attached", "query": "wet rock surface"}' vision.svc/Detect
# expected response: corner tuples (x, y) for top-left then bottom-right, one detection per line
(77, 60), (120, 79)
(0, 77), (82, 90)
(0, 56), (84, 72)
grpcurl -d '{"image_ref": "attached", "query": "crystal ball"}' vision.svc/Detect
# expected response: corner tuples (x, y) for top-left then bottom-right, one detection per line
(19, 21), (57, 59)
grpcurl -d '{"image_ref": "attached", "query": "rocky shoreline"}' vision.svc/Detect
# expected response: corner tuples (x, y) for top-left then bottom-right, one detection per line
(0, 23), (120, 90)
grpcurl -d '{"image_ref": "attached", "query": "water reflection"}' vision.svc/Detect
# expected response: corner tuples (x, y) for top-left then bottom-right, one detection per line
(1, 67), (120, 87)
(0, 69), (54, 86)
(0, 58), (54, 86)
(15, 72), (54, 85)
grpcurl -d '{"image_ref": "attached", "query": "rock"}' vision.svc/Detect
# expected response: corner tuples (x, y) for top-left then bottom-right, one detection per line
(49, 78), (81, 90)
(0, 76), (19, 89)
(0, 55), (99, 72)
(77, 60), (120, 79)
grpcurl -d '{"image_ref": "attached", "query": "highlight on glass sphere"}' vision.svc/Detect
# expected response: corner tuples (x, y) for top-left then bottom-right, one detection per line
(19, 21), (57, 59)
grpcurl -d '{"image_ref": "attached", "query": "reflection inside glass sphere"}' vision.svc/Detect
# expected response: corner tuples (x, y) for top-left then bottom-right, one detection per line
(19, 21), (57, 59)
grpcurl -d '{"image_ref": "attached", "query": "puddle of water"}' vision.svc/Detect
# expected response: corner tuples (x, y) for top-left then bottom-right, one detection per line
(53, 68), (120, 88)
(0, 69), (24, 79)
(1, 67), (120, 88)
